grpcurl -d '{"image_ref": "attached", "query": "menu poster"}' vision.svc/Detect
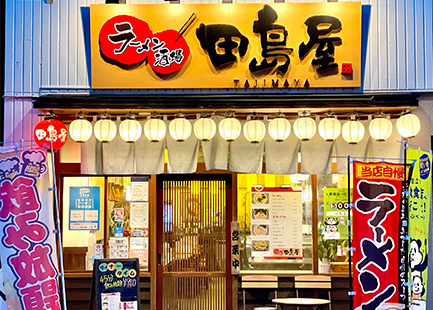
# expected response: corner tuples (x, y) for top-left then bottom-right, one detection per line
(250, 188), (303, 258)
(69, 186), (100, 230)
(130, 177), (149, 202)
(323, 188), (350, 240)
(130, 237), (148, 270)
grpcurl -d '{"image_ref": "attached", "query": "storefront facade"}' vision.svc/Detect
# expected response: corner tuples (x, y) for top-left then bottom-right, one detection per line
(3, 1), (433, 310)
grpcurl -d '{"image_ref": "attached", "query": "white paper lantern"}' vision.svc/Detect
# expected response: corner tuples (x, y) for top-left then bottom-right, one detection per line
(243, 119), (266, 143)
(119, 118), (142, 142)
(396, 113), (421, 139)
(169, 114), (191, 142)
(268, 117), (291, 142)
(69, 116), (92, 142)
(294, 114), (316, 141)
(94, 116), (117, 142)
(319, 116), (341, 141)
(219, 116), (241, 142)
(144, 118), (166, 142)
(342, 119), (365, 144)
(194, 117), (216, 141)
(369, 115), (392, 142)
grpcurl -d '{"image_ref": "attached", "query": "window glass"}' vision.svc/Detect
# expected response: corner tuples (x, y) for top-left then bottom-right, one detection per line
(107, 177), (149, 270)
(62, 176), (105, 271)
(62, 176), (150, 271)
(238, 174), (312, 272)
(317, 174), (350, 274)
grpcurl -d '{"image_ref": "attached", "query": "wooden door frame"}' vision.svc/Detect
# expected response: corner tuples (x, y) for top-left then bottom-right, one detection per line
(155, 173), (234, 310)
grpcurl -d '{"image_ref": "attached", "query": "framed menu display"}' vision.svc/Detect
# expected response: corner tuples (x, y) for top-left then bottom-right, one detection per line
(250, 187), (303, 258)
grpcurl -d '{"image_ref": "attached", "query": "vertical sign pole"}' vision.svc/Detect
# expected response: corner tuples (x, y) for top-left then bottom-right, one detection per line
(348, 155), (353, 310)
(403, 141), (409, 310)
(49, 141), (68, 310)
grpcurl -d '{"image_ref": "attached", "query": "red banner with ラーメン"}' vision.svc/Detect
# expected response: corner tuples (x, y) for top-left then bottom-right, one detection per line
(353, 162), (405, 310)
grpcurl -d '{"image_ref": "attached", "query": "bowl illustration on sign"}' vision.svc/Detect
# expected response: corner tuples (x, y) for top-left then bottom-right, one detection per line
(253, 192), (268, 204)
(252, 208), (269, 220)
(253, 224), (269, 235)
(253, 241), (269, 251)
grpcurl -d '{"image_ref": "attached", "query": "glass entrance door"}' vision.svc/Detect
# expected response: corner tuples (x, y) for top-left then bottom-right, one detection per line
(156, 175), (232, 310)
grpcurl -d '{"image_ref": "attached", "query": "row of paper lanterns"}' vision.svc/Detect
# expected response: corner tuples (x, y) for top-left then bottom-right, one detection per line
(68, 111), (421, 145)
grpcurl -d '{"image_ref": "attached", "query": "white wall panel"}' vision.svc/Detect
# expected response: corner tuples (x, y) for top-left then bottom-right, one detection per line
(3, 99), (40, 148)
(3, 0), (433, 96)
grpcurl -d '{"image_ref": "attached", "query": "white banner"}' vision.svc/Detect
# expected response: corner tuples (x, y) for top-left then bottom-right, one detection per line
(0, 149), (60, 310)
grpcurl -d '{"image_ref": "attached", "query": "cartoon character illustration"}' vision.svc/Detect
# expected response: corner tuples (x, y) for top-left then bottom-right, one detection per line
(0, 157), (20, 180)
(410, 239), (428, 300)
(412, 272), (425, 299)
(22, 150), (47, 177)
(324, 217), (339, 233)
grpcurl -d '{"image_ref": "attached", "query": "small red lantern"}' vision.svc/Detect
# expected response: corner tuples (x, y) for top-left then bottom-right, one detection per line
(34, 119), (68, 150)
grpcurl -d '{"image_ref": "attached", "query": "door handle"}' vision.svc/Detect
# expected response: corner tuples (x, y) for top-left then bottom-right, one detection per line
(158, 253), (162, 267)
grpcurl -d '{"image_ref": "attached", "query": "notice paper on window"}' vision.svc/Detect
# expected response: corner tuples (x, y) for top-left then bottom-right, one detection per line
(109, 237), (129, 259)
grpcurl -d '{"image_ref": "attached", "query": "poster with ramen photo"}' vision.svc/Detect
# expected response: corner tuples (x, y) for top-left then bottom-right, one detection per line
(251, 187), (302, 258)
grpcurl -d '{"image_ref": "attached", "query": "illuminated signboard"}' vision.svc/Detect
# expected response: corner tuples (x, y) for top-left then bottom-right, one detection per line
(90, 2), (361, 89)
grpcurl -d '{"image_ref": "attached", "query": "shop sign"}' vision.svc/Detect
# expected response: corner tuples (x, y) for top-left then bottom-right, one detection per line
(33, 119), (68, 150)
(90, 2), (361, 89)
(69, 186), (101, 230)
(231, 222), (240, 275)
(408, 149), (431, 307)
(0, 149), (60, 310)
(352, 162), (408, 309)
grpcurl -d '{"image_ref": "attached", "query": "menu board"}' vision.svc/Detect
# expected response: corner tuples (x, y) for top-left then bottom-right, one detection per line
(250, 187), (302, 258)
(89, 258), (139, 310)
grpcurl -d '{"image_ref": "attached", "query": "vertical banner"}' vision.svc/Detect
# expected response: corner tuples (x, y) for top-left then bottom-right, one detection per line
(408, 149), (431, 309)
(0, 150), (60, 310)
(353, 162), (405, 310)
(231, 222), (240, 274)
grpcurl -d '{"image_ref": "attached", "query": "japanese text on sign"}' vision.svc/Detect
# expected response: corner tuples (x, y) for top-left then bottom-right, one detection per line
(0, 150), (60, 310)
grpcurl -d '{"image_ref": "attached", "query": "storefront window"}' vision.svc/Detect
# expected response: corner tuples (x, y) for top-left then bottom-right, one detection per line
(317, 174), (351, 273)
(62, 176), (105, 271)
(62, 176), (149, 271)
(106, 177), (149, 271)
(238, 174), (313, 272)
